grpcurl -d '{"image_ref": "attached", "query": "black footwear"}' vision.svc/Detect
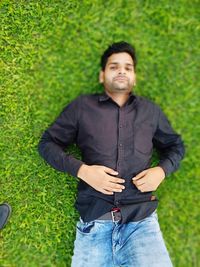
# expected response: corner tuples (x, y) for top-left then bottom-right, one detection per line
(0, 203), (12, 230)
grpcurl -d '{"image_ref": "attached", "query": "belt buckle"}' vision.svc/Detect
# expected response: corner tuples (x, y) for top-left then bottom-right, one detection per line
(111, 208), (120, 222)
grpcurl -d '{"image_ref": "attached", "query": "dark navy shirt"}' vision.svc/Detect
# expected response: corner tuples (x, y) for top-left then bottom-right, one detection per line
(38, 91), (185, 223)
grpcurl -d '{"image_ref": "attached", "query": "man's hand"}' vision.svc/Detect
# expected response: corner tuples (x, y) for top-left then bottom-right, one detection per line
(132, 166), (166, 192)
(77, 164), (125, 195)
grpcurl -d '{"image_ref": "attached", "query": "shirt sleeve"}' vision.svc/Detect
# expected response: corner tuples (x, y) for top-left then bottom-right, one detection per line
(38, 96), (85, 178)
(152, 106), (185, 177)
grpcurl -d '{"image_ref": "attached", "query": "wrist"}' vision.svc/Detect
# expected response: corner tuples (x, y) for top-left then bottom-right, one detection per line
(156, 166), (166, 179)
(77, 164), (89, 180)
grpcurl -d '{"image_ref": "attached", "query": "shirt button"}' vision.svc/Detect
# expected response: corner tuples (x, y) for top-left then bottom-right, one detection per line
(119, 125), (122, 128)
(119, 143), (122, 147)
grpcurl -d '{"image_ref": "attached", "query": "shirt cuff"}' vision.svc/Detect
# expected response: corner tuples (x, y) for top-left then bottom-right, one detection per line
(65, 156), (85, 178)
(158, 159), (173, 177)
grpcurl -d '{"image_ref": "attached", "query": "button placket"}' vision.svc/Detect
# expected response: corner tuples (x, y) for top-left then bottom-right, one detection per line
(115, 108), (125, 203)
(117, 109), (123, 171)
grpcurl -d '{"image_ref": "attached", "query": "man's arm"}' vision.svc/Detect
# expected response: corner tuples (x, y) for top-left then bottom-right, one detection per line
(132, 105), (185, 192)
(38, 96), (84, 178)
(38, 96), (126, 194)
(153, 106), (185, 177)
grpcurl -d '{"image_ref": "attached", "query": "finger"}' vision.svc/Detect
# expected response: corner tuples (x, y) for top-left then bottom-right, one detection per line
(107, 183), (125, 190)
(104, 167), (118, 175)
(133, 180), (145, 186)
(137, 185), (146, 192)
(132, 170), (148, 181)
(106, 186), (123, 193)
(109, 177), (125, 184)
(137, 185), (151, 193)
(132, 177), (146, 185)
(101, 189), (114, 195)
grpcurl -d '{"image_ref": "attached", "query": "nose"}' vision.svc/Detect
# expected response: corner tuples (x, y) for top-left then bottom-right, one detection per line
(118, 67), (126, 75)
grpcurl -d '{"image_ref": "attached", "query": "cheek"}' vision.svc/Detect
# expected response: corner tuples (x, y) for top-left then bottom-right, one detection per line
(129, 75), (136, 84)
(104, 74), (115, 83)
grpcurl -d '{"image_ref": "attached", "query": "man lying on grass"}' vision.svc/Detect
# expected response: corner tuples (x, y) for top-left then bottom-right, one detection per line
(38, 41), (185, 267)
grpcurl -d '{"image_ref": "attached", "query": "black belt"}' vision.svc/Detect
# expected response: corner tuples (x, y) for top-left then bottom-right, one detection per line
(96, 196), (158, 222)
(97, 208), (121, 222)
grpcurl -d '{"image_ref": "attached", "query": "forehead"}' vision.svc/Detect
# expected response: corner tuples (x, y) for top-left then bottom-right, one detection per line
(107, 52), (133, 65)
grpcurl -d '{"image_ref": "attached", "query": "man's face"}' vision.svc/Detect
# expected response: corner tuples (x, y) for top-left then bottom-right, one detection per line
(99, 52), (136, 94)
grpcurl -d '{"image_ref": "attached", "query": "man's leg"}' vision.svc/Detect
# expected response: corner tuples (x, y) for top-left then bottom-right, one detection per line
(71, 218), (115, 267)
(115, 210), (173, 267)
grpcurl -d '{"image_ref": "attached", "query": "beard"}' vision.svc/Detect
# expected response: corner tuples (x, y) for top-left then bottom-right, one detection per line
(113, 81), (129, 90)
(105, 79), (132, 92)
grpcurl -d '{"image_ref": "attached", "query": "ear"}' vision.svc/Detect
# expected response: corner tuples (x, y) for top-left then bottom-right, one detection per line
(99, 70), (104, 84)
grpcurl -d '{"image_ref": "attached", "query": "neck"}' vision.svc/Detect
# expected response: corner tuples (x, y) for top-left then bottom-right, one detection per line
(105, 90), (131, 107)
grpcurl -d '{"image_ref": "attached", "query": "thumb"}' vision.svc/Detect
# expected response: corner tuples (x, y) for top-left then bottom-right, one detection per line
(132, 169), (148, 180)
(104, 167), (118, 175)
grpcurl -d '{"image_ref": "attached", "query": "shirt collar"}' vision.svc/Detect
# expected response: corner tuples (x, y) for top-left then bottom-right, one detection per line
(98, 91), (136, 105)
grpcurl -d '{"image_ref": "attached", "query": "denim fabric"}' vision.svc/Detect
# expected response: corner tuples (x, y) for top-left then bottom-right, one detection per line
(71, 210), (173, 267)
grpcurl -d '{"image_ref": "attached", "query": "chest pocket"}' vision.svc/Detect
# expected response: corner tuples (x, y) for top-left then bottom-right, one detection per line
(134, 123), (153, 155)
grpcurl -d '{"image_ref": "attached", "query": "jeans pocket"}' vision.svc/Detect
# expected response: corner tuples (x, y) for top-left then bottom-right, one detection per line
(76, 219), (96, 235)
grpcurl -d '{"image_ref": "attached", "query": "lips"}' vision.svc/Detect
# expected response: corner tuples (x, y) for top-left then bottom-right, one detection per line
(114, 76), (128, 81)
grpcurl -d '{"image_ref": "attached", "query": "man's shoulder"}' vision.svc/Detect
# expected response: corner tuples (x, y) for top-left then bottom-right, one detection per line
(65, 93), (97, 104)
(74, 92), (99, 100)
(136, 94), (160, 109)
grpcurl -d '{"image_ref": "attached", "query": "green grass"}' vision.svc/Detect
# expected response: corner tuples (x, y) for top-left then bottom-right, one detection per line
(1, 0), (199, 266)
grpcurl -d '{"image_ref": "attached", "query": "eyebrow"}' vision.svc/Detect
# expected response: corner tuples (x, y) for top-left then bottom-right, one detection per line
(108, 62), (134, 67)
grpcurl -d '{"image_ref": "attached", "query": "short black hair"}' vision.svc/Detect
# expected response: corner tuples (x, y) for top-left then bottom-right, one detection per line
(101, 41), (137, 71)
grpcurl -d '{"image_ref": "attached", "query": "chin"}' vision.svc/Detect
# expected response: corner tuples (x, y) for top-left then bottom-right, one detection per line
(114, 87), (128, 91)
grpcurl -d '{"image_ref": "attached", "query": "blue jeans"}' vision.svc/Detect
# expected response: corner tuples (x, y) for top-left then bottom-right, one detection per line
(71, 210), (173, 267)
